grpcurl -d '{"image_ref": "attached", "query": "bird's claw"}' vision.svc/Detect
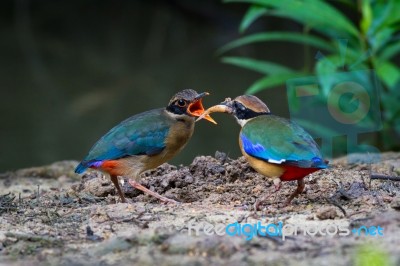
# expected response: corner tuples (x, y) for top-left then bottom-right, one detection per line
(160, 198), (181, 205)
(128, 179), (180, 204)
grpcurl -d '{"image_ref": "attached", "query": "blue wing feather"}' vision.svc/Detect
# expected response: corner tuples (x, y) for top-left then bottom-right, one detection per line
(76, 108), (171, 173)
(241, 115), (327, 169)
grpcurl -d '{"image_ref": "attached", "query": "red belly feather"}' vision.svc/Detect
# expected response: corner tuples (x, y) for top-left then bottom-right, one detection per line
(90, 160), (123, 176)
(280, 165), (320, 181)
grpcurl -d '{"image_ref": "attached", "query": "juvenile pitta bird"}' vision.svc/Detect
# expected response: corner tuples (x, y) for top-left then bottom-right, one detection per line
(198, 95), (327, 209)
(75, 89), (216, 203)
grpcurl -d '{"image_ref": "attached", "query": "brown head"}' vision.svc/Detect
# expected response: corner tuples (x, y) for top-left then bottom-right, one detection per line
(197, 95), (270, 126)
(233, 95), (270, 114)
(166, 89), (216, 124)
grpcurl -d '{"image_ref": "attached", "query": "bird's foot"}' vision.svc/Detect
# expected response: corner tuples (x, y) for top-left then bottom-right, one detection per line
(273, 178), (282, 192)
(253, 198), (264, 211)
(110, 175), (128, 203)
(158, 196), (180, 205)
(128, 179), (180, 204)
(282, 199), (292, 207)
(284, 179), (305, 206)
(254, 195), (277, 211)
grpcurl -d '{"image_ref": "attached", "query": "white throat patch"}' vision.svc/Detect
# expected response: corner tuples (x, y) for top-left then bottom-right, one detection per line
(165, 110), (193, 122)
(235, 117), (249, 127)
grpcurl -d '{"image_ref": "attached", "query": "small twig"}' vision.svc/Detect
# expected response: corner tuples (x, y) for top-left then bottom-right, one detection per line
(86, 226), (104, 241)
(332, 180), (352, 200)
(326, 198), (347, 217)
(0, 192), (15, 203)
(237, 213), (249, 223)
(338, 187), (352, 201)
(348, 210), (367, 217)
(370, 174), (400, 181)
(350, 216), (373, 227)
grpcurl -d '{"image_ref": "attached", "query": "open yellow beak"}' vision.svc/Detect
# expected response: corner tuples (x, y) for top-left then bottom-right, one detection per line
(187, 93), (217, 124)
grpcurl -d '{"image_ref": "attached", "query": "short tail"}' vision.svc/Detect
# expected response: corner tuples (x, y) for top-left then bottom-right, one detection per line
(312, 157), (329, 169)
(75, 162), (88, 174)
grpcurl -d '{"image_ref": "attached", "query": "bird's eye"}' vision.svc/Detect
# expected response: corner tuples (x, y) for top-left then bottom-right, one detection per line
(176, 99), (186, 107)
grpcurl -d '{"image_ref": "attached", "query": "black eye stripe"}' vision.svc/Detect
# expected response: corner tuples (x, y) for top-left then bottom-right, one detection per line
(234, 101), (269, 119)
(235, 102), (246, 111)
(167, 99), (188, 115)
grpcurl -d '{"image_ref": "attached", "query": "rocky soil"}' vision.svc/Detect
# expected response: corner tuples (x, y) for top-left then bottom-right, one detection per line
(1, 152), (400, 265)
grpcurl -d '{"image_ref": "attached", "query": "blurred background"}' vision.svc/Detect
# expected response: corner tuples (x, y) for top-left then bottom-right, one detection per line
(1, 0), (399, 172)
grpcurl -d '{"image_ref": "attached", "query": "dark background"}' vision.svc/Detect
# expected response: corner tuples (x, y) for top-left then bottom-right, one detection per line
(1, 0), (329, 172)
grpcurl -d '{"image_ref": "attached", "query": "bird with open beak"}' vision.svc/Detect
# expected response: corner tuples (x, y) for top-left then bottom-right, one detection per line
(197, 95), (327, 209)
(75, 89), (216, 203)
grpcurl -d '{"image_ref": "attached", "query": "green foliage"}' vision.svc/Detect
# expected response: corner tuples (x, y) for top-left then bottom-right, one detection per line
(221, 56), (295, 75)
(354, 244), (391, 266)
(218, 32), (335, 55)
(221, 0), (400, 150)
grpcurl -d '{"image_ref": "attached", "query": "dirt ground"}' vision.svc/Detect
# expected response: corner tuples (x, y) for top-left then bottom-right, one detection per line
(1, 152), (400, 266)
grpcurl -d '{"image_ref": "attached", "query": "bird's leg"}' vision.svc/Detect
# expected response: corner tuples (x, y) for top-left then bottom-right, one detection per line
(254, 178), (282, 211)
(110, 175), (127, 203)
(128, 179), (179, 204)
(285, 178), (305, 206)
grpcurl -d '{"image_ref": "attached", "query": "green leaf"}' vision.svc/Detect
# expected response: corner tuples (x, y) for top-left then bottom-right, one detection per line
(316, 56), (340, 75)
(218, 32), (335, 55)
(384, 0), (400, 24)
(292, 118), (340, 139)
(379, 41), (400, 60)
(315, 55), (370, 96)
(336, 0), (357, 8)
(370, 0), (400, 34)
(240, 5), (268, 33)
(360, 0), (372, 35)
(375, 60), (400, 88)
(315, 55), (343, 96)
(381, 90), (400, 120)
(246, 72), (302, 94)
(355, 245), (390, 266)
(222, 56), (295, 75)
(369, 27), (397, 52)
(225, 0), (360, 38)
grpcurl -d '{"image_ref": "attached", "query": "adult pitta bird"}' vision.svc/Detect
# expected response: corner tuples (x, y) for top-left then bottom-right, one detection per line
(198, 95), (327, 209)
(75, 89), (216, 203)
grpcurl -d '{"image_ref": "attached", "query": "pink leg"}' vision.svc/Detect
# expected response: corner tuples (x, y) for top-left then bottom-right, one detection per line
(128, 179), (179, 204)
(285, 178), (305, 206)
(111, 175), (127, 203)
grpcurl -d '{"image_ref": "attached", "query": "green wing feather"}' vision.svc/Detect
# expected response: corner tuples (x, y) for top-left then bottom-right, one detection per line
(76, 108), (172, 173)
(241, 115), (326, 168)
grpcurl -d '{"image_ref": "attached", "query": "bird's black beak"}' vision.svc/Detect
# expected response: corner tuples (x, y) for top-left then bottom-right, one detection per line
(187, 92), (217, 124)
(193, 92), (209, 101)
(196, 97), (234, 123)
